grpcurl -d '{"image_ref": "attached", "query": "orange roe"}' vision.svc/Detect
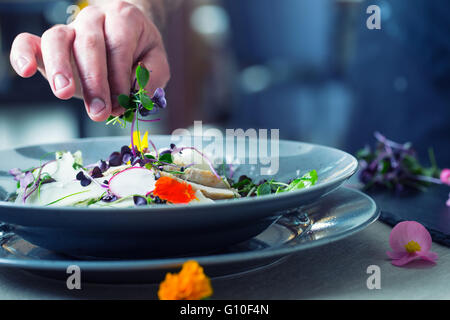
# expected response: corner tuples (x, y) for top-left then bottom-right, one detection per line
(153, 176), (197, 204)
(158, 260), (213, 300)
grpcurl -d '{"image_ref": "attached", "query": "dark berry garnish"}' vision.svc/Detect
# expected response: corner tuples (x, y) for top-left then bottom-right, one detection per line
(108, 152), (122, 167)
(76, 171), (84, 181)
(91, 166), (103, 178)
(133, 195), (147, 206)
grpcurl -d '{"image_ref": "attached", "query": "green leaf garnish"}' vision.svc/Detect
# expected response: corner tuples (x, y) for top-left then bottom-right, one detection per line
(256, 182), (271, 196)
(136, 63), (150, 89)
(118, 94), (131, 109)
(280, 170), (318, 193)
(45, 190), (91, 206)
(232, 176), (256, 195)
(140, 92), (154, 110)
(72, 192), (106, 206)
(123, 109), (135, 123)
(72, 163), (84, 170)
(158, 153), (173, 164)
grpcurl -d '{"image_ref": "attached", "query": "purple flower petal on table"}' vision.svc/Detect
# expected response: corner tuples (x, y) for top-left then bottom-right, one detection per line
(391, 254), (419, 267)
(389, 221), (432, 253)
(416, 251), (438, 263)
(387, 221), (438, 267)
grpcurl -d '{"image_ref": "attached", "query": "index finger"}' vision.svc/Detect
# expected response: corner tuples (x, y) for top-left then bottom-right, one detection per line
(10, 32), (44, 78)
(72, 7), (112, 121)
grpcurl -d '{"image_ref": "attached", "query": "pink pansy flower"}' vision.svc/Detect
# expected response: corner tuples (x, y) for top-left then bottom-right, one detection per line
(387, 221), (438, 266)
(441, 168), (450, 186)
(446, 193), (450, 207)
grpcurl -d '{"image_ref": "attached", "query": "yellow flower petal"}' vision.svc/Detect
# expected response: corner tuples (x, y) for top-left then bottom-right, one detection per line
(130, 131), (149, 153)
(142, 131), (149, 150)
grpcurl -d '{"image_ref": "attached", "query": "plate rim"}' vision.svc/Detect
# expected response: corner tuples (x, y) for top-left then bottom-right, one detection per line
(0, 188), (379, 271)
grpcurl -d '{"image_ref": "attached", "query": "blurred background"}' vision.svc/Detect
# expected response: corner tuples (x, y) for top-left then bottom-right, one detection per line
(0, 0), (449, 165)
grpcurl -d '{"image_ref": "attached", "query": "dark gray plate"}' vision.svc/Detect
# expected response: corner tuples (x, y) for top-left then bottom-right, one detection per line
(0, 188), (378, 284)
(0, 136), (358, 258)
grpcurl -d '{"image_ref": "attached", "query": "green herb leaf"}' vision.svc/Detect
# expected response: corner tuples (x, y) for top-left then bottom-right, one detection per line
(144, 163), (153, 170)
(232, 178), (252, 190)
(72, 163), (84, 170)
(123, 109), (135, 123)
(232, 176), (257, 196)
(281, 170), (318, 192)
(256, 182), (272, 196)
(136, 64), (150, 89)
(158, 153), (173, 164)
(140, 92), (154, 110)
(72, 192), (106, 207)
(146, 195), (154, 204)
(118, 94), (131, 109)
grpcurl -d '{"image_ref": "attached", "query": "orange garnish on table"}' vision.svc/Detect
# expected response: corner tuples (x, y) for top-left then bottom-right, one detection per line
(153, 176), (197, 204)
(158, 260), (213, 300)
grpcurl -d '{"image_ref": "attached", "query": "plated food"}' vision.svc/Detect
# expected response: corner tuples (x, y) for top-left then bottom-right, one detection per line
(8, 144), (318, 208)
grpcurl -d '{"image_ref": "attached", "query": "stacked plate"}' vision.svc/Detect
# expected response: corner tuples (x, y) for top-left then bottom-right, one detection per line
(0, 136), (379, 283)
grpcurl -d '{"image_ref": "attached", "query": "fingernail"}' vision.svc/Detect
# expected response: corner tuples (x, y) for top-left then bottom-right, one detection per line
(54, 74), (70, 91)
(89, 98), (106, 116)
(16, 57), (29, 72)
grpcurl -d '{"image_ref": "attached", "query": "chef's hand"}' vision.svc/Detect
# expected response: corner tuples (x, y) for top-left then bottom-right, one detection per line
(9, 0), (170, 121)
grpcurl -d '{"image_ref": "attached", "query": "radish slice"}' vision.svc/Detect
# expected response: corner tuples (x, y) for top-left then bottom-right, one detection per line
(108, 167), (156, 198)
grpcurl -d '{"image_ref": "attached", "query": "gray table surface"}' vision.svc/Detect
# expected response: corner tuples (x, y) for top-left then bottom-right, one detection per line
(0, 220), (448, 300)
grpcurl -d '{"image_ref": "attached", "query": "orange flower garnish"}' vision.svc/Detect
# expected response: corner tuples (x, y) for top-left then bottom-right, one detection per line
(158, 260), (213, 300)
(153, 176), (196, 204)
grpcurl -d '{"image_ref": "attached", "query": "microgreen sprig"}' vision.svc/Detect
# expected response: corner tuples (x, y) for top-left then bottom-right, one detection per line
(231, 170), (318, 197)
(105, 63), (166, 164)
(106, 63), (165, 128)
